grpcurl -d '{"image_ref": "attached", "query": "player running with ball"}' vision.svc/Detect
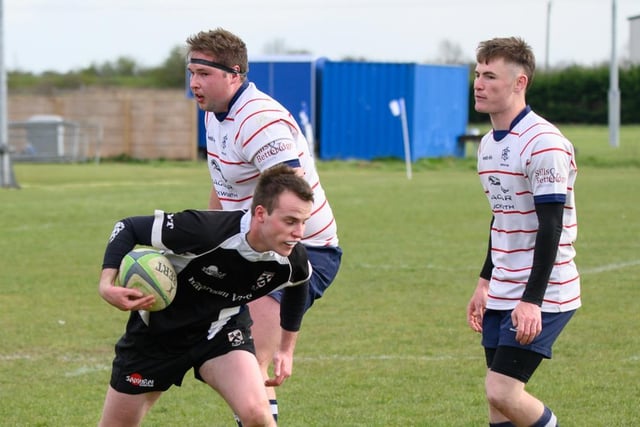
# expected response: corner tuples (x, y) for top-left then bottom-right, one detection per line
(98, 165), (313, 427)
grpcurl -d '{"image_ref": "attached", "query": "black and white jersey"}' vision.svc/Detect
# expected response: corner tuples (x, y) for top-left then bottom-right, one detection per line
(104, 209), (310, 342)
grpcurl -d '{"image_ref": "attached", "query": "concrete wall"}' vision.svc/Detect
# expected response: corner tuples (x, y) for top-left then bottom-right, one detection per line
(8, 88), (198, 160)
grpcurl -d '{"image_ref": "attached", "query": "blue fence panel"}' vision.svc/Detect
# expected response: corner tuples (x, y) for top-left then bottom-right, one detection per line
(319, 61), (415, 160)
(411, 64), (470, 159)
(249, 56), (317, 131)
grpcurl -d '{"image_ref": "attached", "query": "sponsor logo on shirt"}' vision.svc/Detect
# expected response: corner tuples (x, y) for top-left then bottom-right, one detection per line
(187, 277), (257, 302)
(488, 176), (510, 194)
(534, 167), (566, 185)
(254, 140), (294, 165)
(188, 277), (230, 298)
(488, 176), (515, 210)
(203, 265), (226, 279)
(210, 158), (229, 182)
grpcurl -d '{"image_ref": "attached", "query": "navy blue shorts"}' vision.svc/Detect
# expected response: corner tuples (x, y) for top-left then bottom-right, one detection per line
(481, 309), (576, 359)
(269, 245), (342, 311)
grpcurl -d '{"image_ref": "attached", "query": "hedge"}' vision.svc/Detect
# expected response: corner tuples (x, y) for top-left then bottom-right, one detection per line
(468, 65), (640, 124)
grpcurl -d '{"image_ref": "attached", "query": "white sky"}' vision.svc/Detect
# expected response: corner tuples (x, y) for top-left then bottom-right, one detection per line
(3, 0), (639, 73)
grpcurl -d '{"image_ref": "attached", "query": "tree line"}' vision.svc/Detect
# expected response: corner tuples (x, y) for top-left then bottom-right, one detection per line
(8, 46), (187, 92)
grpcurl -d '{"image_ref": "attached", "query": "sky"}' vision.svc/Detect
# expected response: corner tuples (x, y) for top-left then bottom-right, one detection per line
(3, 0), (639, 73)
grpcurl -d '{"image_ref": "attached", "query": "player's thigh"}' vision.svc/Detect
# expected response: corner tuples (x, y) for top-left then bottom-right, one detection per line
(199, 350), (270, 412)
(248, 296), (281, 362)
(99, 385), (162, 427)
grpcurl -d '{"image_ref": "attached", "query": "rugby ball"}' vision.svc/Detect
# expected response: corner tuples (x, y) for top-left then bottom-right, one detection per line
(118, 248), (177, 311)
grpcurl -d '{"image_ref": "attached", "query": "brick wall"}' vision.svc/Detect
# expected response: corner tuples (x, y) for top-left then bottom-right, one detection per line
(8, 88), (198, 160)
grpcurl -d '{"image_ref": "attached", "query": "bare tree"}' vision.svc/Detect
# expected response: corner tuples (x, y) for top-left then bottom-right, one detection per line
(262, 38), (312, 55)
(262, 38), (288, 55)
(434, 39), (468, 64)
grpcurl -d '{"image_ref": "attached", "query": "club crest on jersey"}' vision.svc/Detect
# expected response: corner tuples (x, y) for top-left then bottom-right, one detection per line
(501, 146), (510, 161)
(227, 329), (245, 347)
(253, 272), (275, 290)
(202, 265), (226, 279)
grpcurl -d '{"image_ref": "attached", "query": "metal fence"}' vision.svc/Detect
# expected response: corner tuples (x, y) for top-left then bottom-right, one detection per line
(8, 115), (103, 163)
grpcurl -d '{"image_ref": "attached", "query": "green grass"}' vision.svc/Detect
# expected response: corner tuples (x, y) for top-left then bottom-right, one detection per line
(1, 125), (639, 426)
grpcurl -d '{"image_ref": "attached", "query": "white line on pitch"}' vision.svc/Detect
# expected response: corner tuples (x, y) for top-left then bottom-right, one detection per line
(18, 180), (189, 190)
(296, 354), (481, 362)
(65, 365), (111, 377)
(581, 259), (640, 274)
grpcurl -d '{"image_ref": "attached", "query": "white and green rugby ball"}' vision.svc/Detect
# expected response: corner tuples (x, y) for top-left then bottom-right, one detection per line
(118, 248), (177, 311)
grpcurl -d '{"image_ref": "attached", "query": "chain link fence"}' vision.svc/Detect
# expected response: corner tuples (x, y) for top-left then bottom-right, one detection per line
(8, 115), (103, 163)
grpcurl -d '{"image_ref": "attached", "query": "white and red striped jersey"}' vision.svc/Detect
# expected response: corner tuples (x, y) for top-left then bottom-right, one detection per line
(205, 82), (338, 248)
(477, 110), (581, 313)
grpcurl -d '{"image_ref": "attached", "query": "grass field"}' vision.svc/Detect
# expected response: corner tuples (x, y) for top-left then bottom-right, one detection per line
(1, 125), (639, 426)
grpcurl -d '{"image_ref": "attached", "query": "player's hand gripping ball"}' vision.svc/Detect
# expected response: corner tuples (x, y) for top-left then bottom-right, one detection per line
(118, 249), (177, 311)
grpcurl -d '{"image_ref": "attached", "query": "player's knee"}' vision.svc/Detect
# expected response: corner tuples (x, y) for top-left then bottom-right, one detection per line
(485, 387), (511, 411)
(236, 402), (272, 427)
(484, 373), (517, 411)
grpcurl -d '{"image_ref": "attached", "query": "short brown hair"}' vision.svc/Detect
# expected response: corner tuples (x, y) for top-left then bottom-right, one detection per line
(186, 28), (249, 76)
(476, 37), (536, 88)
(251, 165), (314, 214)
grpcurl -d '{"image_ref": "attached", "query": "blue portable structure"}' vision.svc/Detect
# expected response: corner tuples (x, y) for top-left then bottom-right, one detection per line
(249, 55), (318, 133)
(317, 61), (469, 160)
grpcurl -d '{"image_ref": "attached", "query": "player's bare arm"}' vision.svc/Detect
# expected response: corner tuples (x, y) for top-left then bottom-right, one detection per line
(467, 278), (489, 333)
(265, 329), (298, 387)
(98, 267), (155, 311)
(208, 187), (223, 210)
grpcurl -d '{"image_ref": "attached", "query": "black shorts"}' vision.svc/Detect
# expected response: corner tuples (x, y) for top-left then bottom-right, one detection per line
(109, 308), (255, 394)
